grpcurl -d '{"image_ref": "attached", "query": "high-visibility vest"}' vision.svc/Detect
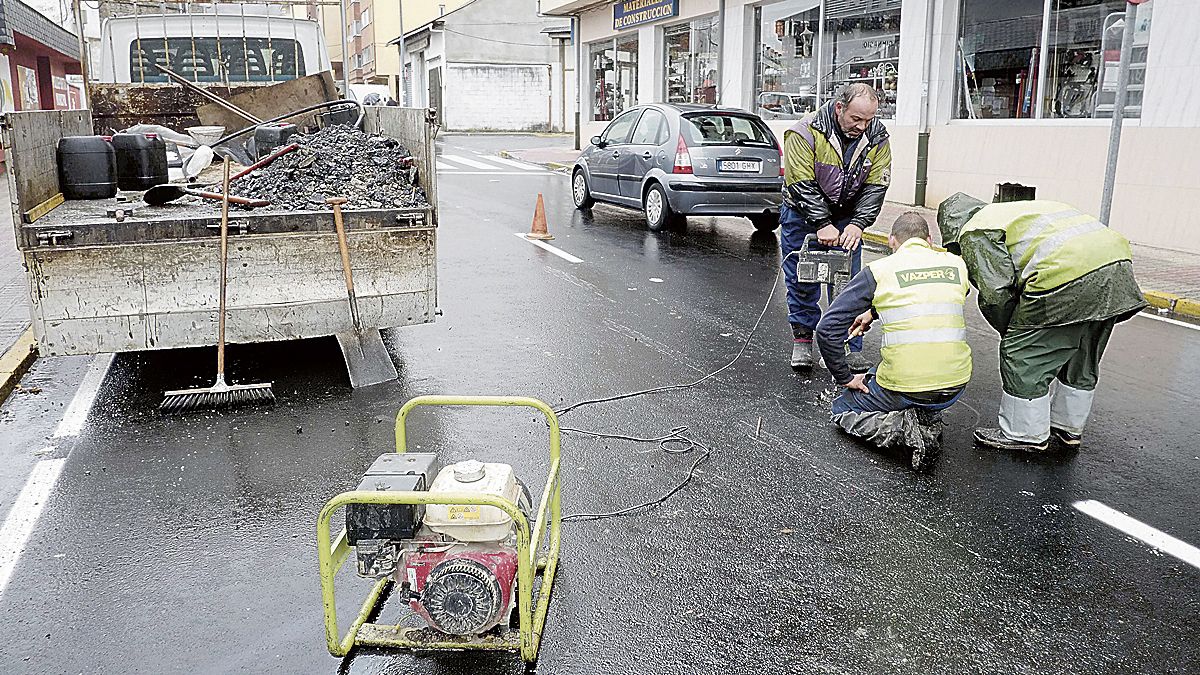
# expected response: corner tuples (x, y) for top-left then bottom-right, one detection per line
(868, 239), (972, 393)
(960, 200), (1133, 293)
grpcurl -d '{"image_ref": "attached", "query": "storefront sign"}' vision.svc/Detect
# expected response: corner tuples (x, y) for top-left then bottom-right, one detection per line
(613, 0), (678, 31)
(17, 66), (39, 111)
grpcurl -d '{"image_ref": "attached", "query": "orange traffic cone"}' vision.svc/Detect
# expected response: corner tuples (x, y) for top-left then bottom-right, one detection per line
(527, 193), (554, 240)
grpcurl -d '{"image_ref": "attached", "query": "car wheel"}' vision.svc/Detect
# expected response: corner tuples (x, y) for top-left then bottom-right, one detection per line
(644, 183), (682, 232)
(572, 169), (594, 209)
(749, 214), (780, 232)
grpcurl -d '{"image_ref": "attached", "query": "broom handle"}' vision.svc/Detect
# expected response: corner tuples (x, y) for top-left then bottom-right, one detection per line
(217, 158), (231, 378)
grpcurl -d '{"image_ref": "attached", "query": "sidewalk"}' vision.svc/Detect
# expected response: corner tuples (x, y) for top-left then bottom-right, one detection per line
(0, 170), (37, 403)
(503, 143), (1200, 319)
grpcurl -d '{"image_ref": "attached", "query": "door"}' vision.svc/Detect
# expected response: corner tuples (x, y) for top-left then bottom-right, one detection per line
(589, 109), (640, 196)
(428, 66), (443, 126)
(619, 108), (669, 199)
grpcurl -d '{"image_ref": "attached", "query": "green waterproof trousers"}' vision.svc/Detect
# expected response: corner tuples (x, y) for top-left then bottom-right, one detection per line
(996, 319), (1116, 442)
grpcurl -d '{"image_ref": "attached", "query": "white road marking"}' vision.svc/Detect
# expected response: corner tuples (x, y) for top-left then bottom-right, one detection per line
(436, 161), (455, 171)
(0, 456), (66, 598)
(53, 353), (114, 438)
(1074, 499), (1200, 570)
(441, 154), (503, 170)
(1135, 311), (1200, 331)
(438, 171), (552, 176)
(482, 155), (544, 171)
(513, 233), (583, 263)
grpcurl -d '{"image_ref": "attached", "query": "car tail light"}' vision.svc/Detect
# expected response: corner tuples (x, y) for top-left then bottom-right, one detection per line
(672, 135), (692, 174)
(777, 143), (785, 177)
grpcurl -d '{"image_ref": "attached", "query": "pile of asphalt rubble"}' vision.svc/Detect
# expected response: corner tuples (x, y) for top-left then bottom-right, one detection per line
(226, 125), (429, 211)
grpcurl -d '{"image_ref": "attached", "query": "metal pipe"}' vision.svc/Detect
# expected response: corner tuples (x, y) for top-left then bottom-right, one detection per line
(815, 0), (825, 108)
(153, 63), (263, 124)
(1100, 2), (1138, 225)
(1034, 0), (1052, 118)
(72, 0), (91, 106)
(338, 0), (351, 95)
(914, 0), (936, 206)
(716, 0), (725, 105)
(398, 0), (406, 105)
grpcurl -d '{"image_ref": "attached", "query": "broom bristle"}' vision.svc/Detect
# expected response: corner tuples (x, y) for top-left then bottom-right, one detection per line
(160, 382), (275, 412)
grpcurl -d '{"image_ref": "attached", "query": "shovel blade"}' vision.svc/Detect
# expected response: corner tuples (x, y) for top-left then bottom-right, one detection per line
(335, 329), (398, 388)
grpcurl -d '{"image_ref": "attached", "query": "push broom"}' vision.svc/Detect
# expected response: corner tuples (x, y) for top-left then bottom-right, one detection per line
(160, 158), (275, 412)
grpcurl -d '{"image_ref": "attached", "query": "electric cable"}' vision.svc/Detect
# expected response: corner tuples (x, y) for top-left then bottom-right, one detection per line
(554, 253), (804, 523)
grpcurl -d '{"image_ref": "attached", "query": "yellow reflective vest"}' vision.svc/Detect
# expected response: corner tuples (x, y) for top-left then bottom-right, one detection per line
(959, 200), (1133, 293)
(868, 239), (972, 392)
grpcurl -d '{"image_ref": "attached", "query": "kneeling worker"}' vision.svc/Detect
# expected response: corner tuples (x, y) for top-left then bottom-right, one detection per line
(816, 212), (972, 468)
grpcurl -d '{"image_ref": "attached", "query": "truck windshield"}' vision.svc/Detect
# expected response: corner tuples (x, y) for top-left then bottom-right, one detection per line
(681, 114), (775, 147)
(129, 37), (306, 83)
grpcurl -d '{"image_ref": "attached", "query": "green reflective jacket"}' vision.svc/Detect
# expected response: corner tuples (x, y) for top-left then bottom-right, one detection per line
(937, 193), (1146, 332)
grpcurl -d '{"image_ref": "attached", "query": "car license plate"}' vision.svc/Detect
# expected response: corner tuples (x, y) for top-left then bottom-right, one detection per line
(718, 160), (761, 173)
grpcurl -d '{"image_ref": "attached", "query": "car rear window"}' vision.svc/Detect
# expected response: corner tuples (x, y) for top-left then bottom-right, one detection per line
(681, 114), (775, 147)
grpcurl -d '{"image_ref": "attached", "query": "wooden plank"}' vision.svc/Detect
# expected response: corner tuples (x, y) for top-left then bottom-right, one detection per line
(195, 72), (339, 133)
(1, 110), (92, 234)
(23, 193), (64, 224)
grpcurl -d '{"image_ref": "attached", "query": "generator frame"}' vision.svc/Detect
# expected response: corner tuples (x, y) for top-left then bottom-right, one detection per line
(316, 395), (563, 664)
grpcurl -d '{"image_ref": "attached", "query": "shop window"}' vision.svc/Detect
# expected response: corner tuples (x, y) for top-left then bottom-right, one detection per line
(590, 36), (638, 122)
(753, 0), (900, 120)
(665, 17), (719, 105)
(957, 0), (1152, 119)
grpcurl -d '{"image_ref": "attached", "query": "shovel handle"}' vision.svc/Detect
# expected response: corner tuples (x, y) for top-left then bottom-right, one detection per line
(327, 198), (363, 333)
(187, 189), (270, 208)
(230, 143), (300, 182)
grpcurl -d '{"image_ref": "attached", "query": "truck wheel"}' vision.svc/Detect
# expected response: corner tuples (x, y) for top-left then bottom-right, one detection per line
(572, 169), (594, 209)
(644, 183), (683, 232)
(749, 214), (780, 232)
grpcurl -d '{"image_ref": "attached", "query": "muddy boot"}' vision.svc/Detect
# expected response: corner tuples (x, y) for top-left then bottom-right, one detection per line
(790, 325), (815, 371)
(845, 350), (873, 374)
(910, 411), (945, 471)
(973, 428), (1049, 453)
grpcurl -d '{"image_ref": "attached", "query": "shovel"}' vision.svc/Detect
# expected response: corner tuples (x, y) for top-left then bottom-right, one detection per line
(144, 183), (269, 208)
(326, 197), (399, 388)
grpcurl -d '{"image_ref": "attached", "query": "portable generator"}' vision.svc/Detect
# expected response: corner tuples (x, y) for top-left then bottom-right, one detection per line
(318, 396), (563, 665)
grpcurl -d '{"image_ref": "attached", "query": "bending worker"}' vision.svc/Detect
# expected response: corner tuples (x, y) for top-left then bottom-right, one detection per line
(937, 193), (1146, 452)
(816, 212), (971, 468)
(781, 82), (892, 372)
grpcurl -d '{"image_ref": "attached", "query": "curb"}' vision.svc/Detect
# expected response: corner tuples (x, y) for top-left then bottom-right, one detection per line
(0, 328), (38, 407)
(498, 150), (573, 173)
(864, 230), (1200, 321)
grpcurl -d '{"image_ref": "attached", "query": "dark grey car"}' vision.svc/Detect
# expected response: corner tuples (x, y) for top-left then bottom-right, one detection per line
(572, 104), (784, 232)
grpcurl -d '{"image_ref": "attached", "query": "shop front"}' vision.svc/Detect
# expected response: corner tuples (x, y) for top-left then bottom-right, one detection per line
(549, 0), (1199, 253)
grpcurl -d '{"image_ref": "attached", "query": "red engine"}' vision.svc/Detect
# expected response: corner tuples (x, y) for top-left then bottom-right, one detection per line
(404, 543), (519, 635)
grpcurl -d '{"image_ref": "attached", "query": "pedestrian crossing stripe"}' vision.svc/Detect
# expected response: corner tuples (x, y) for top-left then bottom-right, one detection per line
(436, 153), (551, 174)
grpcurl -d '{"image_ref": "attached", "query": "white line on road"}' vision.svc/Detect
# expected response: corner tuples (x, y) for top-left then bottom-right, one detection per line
(513, 233), (583, 263)
(1135, 311), (1200, 331)
(481, 155), (544, 171)
(439, 171), (552, 176)
(436, 161), (455, 172)
(0, 456), (66, 598)
(53, 353), (114, 438)
(441, 154), (504, 170)
(1074, 499), (1200, 570)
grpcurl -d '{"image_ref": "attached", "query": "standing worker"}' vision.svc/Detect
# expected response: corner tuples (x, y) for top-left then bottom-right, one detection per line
(781, 83), (892, 372)
(937, 193), (1146, 452)
(816, 212), (972, 469)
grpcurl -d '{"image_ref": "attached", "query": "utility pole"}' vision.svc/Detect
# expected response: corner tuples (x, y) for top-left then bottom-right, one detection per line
(1100, 0), (1147, 225)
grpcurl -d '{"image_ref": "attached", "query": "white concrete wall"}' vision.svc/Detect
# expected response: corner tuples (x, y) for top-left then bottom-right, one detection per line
(444, 63), (552, 131)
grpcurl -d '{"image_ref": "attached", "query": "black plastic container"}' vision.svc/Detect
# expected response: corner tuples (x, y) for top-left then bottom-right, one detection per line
(57, 135), (118, 199)
(112, 132), (169, 191)
(253, 122), (297, 159)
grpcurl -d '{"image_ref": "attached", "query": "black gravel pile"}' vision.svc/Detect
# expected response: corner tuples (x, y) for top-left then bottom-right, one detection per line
(227, 125), (429, 211)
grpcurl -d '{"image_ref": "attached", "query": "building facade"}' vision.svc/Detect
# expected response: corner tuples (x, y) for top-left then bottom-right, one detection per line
(541, 0), (1199, 253)
(398, 0), (577, 132)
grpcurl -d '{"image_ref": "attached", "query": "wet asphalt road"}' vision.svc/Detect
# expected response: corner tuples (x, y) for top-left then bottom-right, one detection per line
(0, 133), (1197, 674)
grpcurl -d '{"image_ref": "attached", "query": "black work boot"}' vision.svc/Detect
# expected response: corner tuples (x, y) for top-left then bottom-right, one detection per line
(973, 428), (1049, 453)
(845, 350), (873, 374)
(790, 325), (815, 371)
(1050, 427), (1082, 449)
